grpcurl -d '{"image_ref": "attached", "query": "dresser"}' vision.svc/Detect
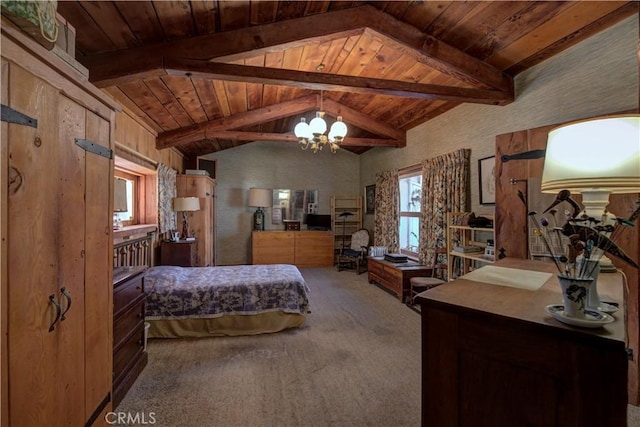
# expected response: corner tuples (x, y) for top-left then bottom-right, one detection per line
(160, 239), (199, 267)
(416, 258), (627, 426)
(113, 266), (148, 408)
(252, 231), (333, 267)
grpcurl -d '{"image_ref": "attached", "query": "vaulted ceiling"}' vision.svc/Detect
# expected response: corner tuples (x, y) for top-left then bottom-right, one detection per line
(57, 1), (637, 158)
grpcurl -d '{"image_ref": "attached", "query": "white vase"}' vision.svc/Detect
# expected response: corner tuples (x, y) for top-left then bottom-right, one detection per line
(580, 260), (602, 310)
(557, 274), (593, 319)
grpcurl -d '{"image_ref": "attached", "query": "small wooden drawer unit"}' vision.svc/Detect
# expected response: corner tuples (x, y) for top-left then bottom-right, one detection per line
(113, 266), (148, 408)
(160, 239), (198, 267)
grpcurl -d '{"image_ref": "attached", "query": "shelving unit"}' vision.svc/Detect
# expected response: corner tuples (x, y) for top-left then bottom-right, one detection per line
(446, 212), (495, 280)
(331, 196), (363, 257)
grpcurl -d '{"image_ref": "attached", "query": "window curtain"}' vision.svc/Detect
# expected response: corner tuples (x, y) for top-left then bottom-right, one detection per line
(157, 163), (177, 234)
(374, 169), (399, 252)
(419, 149), (470, 265)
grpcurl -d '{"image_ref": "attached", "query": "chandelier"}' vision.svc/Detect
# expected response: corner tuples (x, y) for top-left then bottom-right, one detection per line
(294, 92), (347, 153)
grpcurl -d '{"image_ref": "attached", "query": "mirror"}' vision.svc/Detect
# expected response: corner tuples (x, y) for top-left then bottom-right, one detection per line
(272, 189), (318, 224)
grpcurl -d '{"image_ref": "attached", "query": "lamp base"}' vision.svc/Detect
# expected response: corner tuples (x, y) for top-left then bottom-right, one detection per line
(181, 211), (191, 239)
(253, 207), (265, 231)
(580, 189), (617, 273)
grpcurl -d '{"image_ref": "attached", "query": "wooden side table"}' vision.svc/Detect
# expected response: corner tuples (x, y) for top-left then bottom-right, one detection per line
(367, 257), (432, 302)
(160, 240), (198, 267)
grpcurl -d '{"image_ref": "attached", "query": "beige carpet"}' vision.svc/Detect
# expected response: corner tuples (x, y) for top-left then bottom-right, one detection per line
(119, 267), (640, 426)
(118, 267), (422, 426)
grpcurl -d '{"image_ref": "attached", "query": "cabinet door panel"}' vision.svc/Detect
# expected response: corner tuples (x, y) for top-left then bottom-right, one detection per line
(83, 108), (113, 420)
(7, 64), (62, 426)
(57, 95), (87, 425)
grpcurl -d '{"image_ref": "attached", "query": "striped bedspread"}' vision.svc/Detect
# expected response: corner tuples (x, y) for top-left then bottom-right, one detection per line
(143, 264), (310, 320)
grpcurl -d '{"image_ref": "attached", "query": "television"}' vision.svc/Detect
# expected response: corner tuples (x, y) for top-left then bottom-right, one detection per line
(306, 214), (331, 231)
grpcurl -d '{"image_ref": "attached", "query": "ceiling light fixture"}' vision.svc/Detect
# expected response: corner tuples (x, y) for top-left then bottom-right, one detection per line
(294, 91), (347, 154)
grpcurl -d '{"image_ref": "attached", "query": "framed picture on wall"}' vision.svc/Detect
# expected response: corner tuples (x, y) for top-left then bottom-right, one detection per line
(479, 156), (496, 205)
(365, 184), (376, 214)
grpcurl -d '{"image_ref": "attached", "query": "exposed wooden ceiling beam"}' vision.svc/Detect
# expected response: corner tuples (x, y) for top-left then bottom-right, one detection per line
(165, 59), (513, 105)
(157, 91), (406, 149)
(82, 5), (511, 92)
(321, 98), (406, 144)
(157, 95), (319, 149)
(201, 131), (403, 147)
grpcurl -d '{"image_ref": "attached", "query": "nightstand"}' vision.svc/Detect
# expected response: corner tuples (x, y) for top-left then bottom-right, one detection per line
(160, 240), (198, 267)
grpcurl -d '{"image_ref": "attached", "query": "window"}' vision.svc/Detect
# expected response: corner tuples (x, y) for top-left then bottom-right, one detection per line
(114, 169), (139, 226)
(399, 169), (422, 258)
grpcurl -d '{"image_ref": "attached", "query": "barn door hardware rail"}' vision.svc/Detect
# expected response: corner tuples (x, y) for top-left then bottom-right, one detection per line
(74, 138), (113, 159)
(1, 104), (37, 128)
(501, 149), (546, 163)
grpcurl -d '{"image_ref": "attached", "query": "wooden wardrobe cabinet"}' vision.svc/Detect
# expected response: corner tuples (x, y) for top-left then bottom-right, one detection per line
(1, 19), (119, 426)
(176, 175), (216, 266)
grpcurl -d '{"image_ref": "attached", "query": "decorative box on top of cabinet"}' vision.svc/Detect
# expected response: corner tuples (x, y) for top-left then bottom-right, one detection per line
(112, 266), (148, 408)
(2, 18), (120, 426)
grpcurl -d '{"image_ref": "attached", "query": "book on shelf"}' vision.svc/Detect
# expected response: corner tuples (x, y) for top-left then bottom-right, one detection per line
(453, 246), (483, 253)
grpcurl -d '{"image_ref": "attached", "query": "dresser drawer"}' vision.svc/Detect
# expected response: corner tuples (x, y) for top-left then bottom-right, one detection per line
(114, 298), (145, 350)
(114, 274), (144, 315)
(113, 323), (145, 383)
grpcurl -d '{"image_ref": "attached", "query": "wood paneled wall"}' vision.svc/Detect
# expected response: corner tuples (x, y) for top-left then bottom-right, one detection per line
(114, 108), (184, 172)
(495, 119), (640, 404)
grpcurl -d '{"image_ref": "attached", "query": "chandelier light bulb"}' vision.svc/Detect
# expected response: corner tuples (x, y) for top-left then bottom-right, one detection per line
(309, 112), (327, 135)
(330, 116), (347, 140)
(294, 117), (312, 140)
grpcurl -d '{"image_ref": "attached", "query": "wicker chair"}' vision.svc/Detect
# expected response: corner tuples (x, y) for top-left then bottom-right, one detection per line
(336, 229), (370, 274)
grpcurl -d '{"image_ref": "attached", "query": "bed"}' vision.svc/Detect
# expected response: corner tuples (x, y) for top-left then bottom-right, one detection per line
(143, 263), (311, 338)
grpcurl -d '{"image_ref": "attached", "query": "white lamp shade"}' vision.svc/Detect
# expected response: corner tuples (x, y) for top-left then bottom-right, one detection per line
(173, 197), (201, 212)
(309, 112), (327, 135)
(541, 115), (640, 194)
(114, 177), (128, 212)
(248, 188), (272, 208)
(329, 117), (347, 139)
(294, 118), (312, 139)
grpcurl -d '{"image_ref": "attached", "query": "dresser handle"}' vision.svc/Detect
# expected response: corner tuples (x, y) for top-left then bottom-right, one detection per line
(48, 295), (61, 332)
(60, 287), (72, 321)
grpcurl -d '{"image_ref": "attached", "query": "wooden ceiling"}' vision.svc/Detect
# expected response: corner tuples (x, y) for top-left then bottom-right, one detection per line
(57, 1), (637, 157)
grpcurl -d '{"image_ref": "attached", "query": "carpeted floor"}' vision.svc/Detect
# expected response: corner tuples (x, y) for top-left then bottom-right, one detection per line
(118, 267), (422, 426)
(119, 266), (640, 427)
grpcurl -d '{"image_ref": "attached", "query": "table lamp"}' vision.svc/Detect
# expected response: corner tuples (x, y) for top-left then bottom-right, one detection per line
(248, 188), (272, 231)
(541, 114), (640, 271)
(173, 197), (201, 239)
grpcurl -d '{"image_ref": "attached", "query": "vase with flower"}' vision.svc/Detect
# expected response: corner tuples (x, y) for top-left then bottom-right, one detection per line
(528, 192), (639, 327)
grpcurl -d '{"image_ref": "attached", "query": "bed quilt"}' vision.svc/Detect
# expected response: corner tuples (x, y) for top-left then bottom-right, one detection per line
(144, 264), (310, 320)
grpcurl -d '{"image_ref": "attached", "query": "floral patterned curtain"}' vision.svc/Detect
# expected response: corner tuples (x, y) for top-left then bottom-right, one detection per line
(157, 163), (177, 234)
(418, 149), (470, 265)
(374, 169), (399, 252)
